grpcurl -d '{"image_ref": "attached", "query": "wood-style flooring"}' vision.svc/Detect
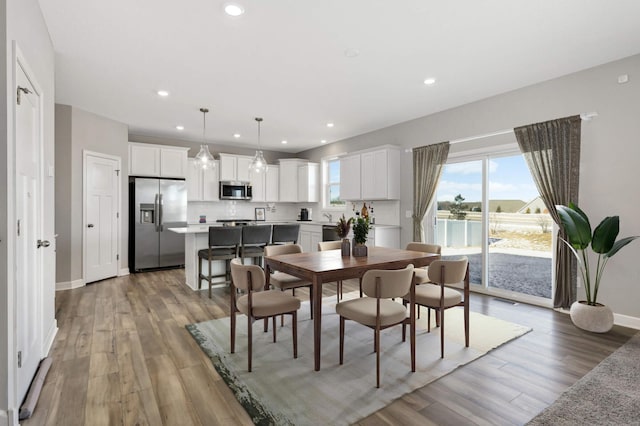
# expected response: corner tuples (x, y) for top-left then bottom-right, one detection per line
(25, 269), (636, 425)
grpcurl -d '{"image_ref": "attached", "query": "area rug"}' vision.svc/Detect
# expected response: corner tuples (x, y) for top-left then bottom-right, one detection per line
(187, 294), (531, 425)
(528, 331), (640, 425)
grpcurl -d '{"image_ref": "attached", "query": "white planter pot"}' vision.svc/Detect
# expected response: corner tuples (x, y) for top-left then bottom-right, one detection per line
(569, 301), (614, 333)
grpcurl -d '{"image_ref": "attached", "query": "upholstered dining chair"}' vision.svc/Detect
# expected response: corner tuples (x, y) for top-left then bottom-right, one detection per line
(264, 244), (314, 319)
(317, 241), (343, 302)
(197, 226), (242, 298)
(336, 265), (415, 388)
(230, 258), (301, 372)
(403, 257), (469, 359)
(405, 242), (442, 285)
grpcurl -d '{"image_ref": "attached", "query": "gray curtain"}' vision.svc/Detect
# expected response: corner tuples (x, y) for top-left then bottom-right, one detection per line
(514, 115), (581, 308)
(412, 142), (450, 242)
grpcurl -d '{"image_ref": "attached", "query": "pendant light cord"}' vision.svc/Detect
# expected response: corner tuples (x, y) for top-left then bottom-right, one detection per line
(201, 107), (209, 144)
(255, 117), (263, 149)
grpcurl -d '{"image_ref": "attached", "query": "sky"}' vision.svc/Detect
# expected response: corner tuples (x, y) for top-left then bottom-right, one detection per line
(437, 154), (540, 203)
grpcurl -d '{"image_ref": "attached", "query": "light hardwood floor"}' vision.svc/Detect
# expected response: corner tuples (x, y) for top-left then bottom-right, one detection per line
(25, 269), (636, 425)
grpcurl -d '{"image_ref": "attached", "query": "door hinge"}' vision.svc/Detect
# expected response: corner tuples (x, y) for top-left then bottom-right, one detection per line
(17, 351), (22, 368)
(116, 254), (120, 260)
(115, 169), (120, 176)
(17, 86), (32, 105)
(17, 220), (20, 236)
(117, 212), (120, 219)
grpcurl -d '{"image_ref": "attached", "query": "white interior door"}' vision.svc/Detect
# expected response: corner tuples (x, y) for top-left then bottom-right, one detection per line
(84, 153), (120, 283)
(15, 59), (44, 403)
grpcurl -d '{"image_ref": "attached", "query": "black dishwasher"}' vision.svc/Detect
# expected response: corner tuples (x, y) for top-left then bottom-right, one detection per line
(322, 225), (340, 241)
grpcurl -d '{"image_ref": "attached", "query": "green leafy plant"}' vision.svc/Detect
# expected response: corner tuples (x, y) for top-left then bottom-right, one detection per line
(336, 214), (353, 239)
(352, 216), (370, 245)
(557, 203), (638, 305)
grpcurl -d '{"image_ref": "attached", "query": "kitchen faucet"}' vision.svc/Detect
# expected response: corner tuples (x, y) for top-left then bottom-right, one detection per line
(323, 212), (333, 222)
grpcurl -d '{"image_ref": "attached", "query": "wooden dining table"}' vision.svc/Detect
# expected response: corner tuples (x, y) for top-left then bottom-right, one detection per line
(264, 246), (439, 371)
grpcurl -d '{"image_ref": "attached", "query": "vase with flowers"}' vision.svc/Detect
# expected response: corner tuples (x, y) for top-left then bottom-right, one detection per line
(336, 214), (353, 256)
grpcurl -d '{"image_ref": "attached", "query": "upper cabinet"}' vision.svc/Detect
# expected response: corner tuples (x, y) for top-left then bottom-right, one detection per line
(219, 153), (252, 182)
(129, 143), (188, 178)
(187, 158), (219, 201)
(279, 159), (319, 202)
(340, 147), (400, 200)
(250, 165), (279, 203)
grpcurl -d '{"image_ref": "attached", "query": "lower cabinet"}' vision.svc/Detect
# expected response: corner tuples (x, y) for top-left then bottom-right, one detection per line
(299, 224), (322, 253)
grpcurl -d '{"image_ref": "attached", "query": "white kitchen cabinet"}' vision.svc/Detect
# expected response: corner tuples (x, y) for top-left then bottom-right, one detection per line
(129, 143), (188, 178)
(299, 224), (322, 253)
(346, 226), (400, 249)
(298, 163), (319, 202)
(278, 159), (304, 202)
(187, 158), (219, 201)
(360, 148), (400, 200)
(219, 153), (253, 182)
(339, 154), (361, 200)
(249, 165), (279, 202)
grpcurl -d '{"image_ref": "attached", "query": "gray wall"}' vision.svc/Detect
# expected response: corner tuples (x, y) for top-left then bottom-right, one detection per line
(299, 54), (640, 320)
(55, 105), (129, 283)
(2, 0), (56, 419)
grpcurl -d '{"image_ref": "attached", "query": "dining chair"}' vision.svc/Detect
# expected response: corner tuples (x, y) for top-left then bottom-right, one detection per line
(197, 226), (242, 298)
(271, 224), (300, 244)
(403, 257), (469, 358)
(240, 224), (272, 267)
(405, 242), (441, 285)
(336, 265), (415, 388)
(317, 241), (344, 302)
(230, 258), (301, 372)
(264, 244), (314, 320)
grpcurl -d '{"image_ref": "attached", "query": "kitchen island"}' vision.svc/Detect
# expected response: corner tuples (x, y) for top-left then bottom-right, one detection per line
(168, 222), (400, 291)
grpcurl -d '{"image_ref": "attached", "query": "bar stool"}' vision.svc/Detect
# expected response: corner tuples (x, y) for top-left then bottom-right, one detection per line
(240, 225), (272, 267)
(198, 226), (242, 298)
(271, 224), (300, 244)
(317, 241), (343, 302)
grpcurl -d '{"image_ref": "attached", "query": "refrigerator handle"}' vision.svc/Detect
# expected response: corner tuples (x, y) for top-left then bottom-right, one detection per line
(154, 193), (160, 232)
(159, 193), (164, 232)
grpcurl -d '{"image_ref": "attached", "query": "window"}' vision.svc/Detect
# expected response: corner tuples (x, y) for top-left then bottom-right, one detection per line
(324, 158), (345, 208)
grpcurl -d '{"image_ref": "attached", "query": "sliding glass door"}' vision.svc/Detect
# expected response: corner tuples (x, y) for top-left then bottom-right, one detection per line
(433, 150), (553, 304)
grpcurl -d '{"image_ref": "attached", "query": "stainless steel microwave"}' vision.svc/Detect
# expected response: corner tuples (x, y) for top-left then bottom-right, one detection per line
(219, 181), (252, 200)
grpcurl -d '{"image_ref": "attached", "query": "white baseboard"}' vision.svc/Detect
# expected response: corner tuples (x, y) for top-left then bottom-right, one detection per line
(55, 279), (84, 291)
(0, 408), (18, 425)
(613, 312), (640, 330)
(119, 268), (129, 276)
(43, 320), (58, 356)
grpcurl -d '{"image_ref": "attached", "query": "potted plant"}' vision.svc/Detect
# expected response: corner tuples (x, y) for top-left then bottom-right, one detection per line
(352, 216), (370, 257)
(336, 214), (353, 256)
(557, 203), (638, 332)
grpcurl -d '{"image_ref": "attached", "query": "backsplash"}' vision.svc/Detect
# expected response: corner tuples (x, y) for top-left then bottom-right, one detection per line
(188, 199), (400, 225)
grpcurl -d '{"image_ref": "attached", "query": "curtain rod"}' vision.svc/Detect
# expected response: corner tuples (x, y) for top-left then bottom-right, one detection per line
(404, 112), (598, 152)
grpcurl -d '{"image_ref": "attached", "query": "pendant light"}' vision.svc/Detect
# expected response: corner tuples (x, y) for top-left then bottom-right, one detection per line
(194, 107), (215, 170)
(249, 117), (268, 174)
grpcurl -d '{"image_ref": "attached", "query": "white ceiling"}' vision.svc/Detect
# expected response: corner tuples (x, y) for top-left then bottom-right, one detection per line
(39, 0), (640, 153)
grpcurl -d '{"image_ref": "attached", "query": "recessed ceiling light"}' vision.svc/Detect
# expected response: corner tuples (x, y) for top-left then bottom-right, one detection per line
(423, 78), (436, 86)
(344, 48), (360, 58)
(175, 125), (184, 130)
(326, 122), (334, 128)
(281, 140), (288, 144)
(233, 133), (241, 138)
(224, 3), (244, 16)
(157, 90), (169, 97)
(321, 140), (327, 144)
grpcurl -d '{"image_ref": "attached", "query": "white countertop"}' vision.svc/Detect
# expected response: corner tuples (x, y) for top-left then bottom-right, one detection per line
(169, 221), (399, 234)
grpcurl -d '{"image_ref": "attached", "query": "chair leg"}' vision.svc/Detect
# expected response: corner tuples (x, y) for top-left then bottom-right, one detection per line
(359, 277), (363, 298)
(272, 316), (277, 342)
(197, 258), (202, 290)
(427, 307), (431, 332)
(375, 327), (381, 388)
(464, 302), (470, 348)
(292, 311), (298, 359)
(230, 311), (236, 353)
(339, 316), (345, 365)
(248, 314), (253, 372)
(440, 310), (445, 359)
(264, 318), (268, 333)
(207, 259), (213, 298)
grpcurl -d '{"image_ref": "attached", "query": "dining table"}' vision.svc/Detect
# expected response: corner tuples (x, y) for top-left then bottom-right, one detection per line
(264, 246), (439, 371)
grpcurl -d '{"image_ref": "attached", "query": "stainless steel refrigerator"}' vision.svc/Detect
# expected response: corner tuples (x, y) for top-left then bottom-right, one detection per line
(129, 177), (187, 272)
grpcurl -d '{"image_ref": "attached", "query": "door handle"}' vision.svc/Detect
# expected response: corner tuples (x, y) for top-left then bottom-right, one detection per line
(37, 240), (50, 248)
(87, 224), (94, 228)
(154, 194), (160, 232)
(159, 193), (164, 232)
